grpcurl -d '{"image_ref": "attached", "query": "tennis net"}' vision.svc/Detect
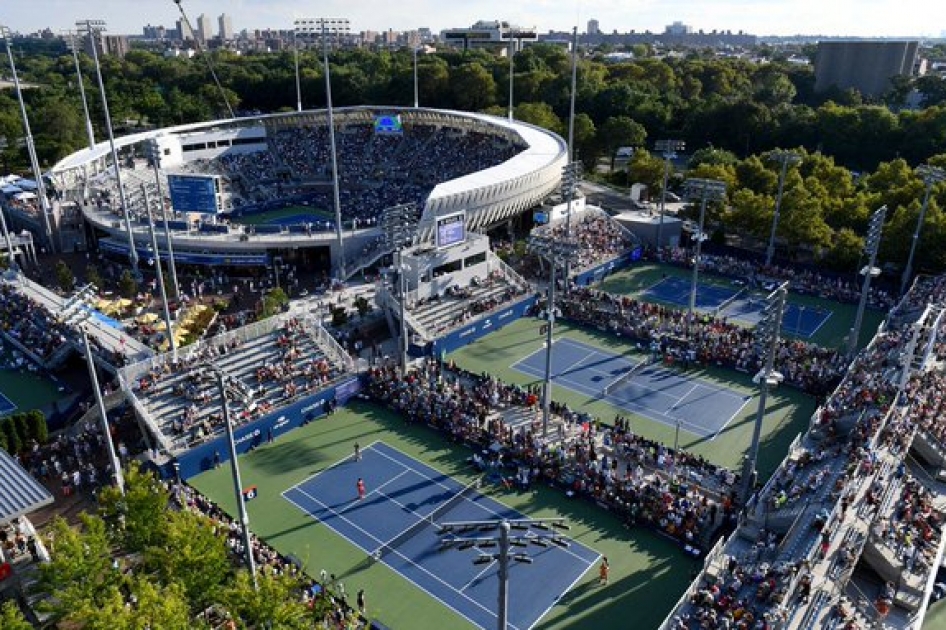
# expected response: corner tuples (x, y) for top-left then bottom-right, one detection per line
(603, 358), (653, 396)
(373, 479), (480, 560)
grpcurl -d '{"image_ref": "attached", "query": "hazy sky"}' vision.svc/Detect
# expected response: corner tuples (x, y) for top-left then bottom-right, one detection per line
(3, 0), (943, 38)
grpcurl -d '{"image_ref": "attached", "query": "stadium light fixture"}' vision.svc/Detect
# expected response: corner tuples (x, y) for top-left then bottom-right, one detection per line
(61, 29), (96, 150)
(0, 204), (18, 272)
(1, 25), (55, 252)
(765, 150), (802, 267)
(440, 517), (568, 630)
(848, 206), (886, 354)
(901, 164), (945, 296)
(77, 19), (138, 277)
(60, 284), (124, 495)
(654, 139), (685, 251)
(146, 140), (180, 299)
(381, 203), (418, 375)
(207, 363), (259, 591)
(740, 282), (787, 505)
(682, 178), (727, 336)
(140, 185), (176, 357)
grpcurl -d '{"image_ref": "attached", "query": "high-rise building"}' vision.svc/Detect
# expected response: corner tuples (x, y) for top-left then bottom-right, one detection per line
(814, 40), (920, 98)
(587, 19), (600, 36)
(665, 21), (692, 35)
(177, 18), (194, 41)
(218, 14), (233, 41)
(441, 20), (538, 53)
(196, 13), (213, 42)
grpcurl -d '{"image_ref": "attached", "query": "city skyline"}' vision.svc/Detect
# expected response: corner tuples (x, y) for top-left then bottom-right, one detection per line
(2, 0), (942, 38)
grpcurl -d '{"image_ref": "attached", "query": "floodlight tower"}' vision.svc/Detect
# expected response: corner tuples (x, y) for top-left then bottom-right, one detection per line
(1, 25), (55, 251)
(413, 45), (420, 108)
(682, 178), (727, 334)
(381, 203), (418, 375)
(146, 140), (180, 299)
(654, 140), (685, 251)
(901, 165), (945, 296)
(141, 185), (176, 356)
(208, 364), (258, 590)
(62, 30), (96, 150)
(76, 19), (138, 277)
(740, 282), (788, 505)
(61, 284), (124, 494)
(848, 206), (887, 354)
(765, 150), (801, 268)
(439, 517), (571, 630)
(292, 24), (303, 113)
(529, 171), (581, 438)
(0, 204), (18, 271)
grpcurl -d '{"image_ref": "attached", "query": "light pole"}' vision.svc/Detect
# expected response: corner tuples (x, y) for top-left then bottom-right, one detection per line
(62, 30), (96, 150)
(682, 178), (727, 335)
(209, 364), (258, 589)
(381, 203), (418, 375)
(413, 46), (420, 108)
(1, 25), (55, 251)
(61, 284), (125, 494)
(765, 150), (801, 268)
(141, 185), (176, 356)
(560, 159), (582, 295)
(292, 24), (303, 113)
(528, 229), (580, 438)
(740, 283), (788, 505)
(561, 26), (580, 282)
(147, 140), (180, 299)
(848, 206), (886, 355)
(439, 517), (571, 630)
(1, 205), (18, 272)
(654, 140), (685, 251)
(77, 19), (138, 277)
(901, 164), (945, 296)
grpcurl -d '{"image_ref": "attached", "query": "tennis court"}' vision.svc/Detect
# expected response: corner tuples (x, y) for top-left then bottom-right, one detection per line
(511, 338), (750, 439)
(283, 441), (598, 630)
(643, 276), (832, 339)
(0, 390), (16, 416)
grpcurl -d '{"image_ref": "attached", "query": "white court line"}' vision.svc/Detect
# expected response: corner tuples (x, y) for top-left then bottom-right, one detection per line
(373, 444), (599, 567)
(526, 553), (601, 630)
(807, 309), (833, 339)
(459, 559), (497, 593)
(711, 393), (754, 441)
(286, 485), (522, 630)
(331, 468), (414, 515)
(282, 439), (384, 495)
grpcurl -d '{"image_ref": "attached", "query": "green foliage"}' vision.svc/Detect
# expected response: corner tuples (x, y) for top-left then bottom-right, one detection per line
(0, 601), (32, 630)
(260, 287), (290, 319)
(119, 269), (138, 299)
(219, 568), (312, 630)
(86, 264), (104, 291)
(354, 295), (372, 318)
(0, 417), (22, 454)
(55, 259), (75, 292)
(27, 407), (49, 444)
(98, 462), (170, 552)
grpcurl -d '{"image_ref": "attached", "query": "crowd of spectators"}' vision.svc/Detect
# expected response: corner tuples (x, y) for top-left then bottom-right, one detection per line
(558, 286), (847, 396)
(660, 248), (896, 310)
(363, 360), (729, 552)
(872, 474), (943, 581)
(1, 282), (72, 362)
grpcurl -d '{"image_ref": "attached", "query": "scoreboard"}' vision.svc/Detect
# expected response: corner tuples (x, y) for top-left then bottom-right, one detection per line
(167, 174), (223, 214)
(436, 212), (466, 250)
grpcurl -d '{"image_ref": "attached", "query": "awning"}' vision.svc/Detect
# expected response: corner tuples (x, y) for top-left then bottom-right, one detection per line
(0, 448), (53, 523)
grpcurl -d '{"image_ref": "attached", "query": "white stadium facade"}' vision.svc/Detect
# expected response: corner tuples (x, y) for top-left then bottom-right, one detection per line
(46, 107), (568, 277)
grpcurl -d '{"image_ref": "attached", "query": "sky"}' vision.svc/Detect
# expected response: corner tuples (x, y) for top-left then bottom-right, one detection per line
(3, 0), (944, 38)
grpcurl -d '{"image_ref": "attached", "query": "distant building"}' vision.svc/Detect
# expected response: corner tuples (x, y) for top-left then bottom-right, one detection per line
(441, 20), (538, 54)
(665, 21), (692, 35)
(218, 14), (233, 41)
(196, 14), (214, 43)
(587, 19), (600, 36)
(814, 40), (919, 98)
(83, 32), (130, 59)
(177, 18), (194, 42)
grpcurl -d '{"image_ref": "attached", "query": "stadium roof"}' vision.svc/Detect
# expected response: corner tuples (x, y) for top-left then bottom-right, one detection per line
(0, 448), (53, 523)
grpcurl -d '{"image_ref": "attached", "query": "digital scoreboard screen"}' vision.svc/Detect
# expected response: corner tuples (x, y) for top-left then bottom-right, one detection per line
(373, 113), (403, 134)
(167, 174), (221, 214)
(436, 213), (466, 249)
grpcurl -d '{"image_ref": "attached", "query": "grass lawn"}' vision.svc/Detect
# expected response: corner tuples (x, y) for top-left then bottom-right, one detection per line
(189, 400), (700, 630)
(598, 263), (887, 351)
(448, 318), (816, 476)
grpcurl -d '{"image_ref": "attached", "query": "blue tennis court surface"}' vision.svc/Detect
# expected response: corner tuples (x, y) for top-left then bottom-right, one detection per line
(642, 277), (831, 338)
(0, 391), (16, 416)
(283, 442), (598, 630)
(512, 338), (750, 439)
